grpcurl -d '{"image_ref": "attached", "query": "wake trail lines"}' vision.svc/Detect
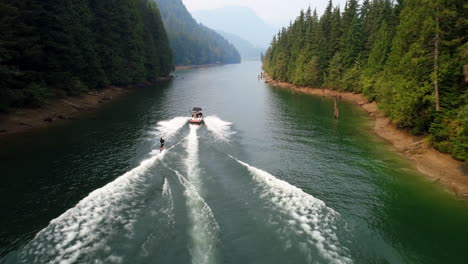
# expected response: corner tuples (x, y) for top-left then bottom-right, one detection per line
(151, 116), (189, 140)
(140, 177), (175, 258)
(229, 155), (353, 264)
(183, 125), (220, 264)
(11, 117), (187, 264)
(204, 116), (235, 142)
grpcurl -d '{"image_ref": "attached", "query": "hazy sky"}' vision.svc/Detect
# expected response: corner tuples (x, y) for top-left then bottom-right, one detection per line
(182, 0), (348, 27)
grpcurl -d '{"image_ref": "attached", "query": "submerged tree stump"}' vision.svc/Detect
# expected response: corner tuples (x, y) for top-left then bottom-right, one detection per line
(334, 97), (339, 119)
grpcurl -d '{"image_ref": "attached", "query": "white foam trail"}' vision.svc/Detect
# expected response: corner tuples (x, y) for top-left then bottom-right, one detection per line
(162, 177), (171, 197)
(16, 139), (185, 264)
(183, 125), (219, 264)
(160, 177), (175, 227)
(168, 168), (220, 264)
(141, 178), (175, 257)
(231, 156), (352, 264)
(152, 116), (188, 140)
(204, 116), (235, 142)
(186, 125), (201, 185)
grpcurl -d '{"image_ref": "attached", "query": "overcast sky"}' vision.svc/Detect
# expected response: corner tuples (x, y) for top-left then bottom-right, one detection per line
(182, 0), (348, 28)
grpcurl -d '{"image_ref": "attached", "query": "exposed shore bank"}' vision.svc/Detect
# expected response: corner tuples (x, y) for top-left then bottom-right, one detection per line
(175, 62), (247, 71)
(0, 79), (171, 137)
(175, 64), (220, 70)
(264, 73), (468, 198)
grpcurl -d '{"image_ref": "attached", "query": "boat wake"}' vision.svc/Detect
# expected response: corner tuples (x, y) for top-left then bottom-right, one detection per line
(15, 154), (168, 263)
(139, 178), (175, 258)
(181, 125), (220, 264)
(10, 118), (187, 264)
(230, 156), (353, 264)
(204, 116), (235, 142)
(164, 165), (220, 264)
(6, 114), (353, 264)
(151, 116), (188, 140)
(159, 177), (175, 229)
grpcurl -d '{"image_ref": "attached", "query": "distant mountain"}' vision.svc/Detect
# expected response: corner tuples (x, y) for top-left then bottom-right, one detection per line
(216, 31), (263, 60)
(192, 6), (277, 49)
(154, 0), (240, 66)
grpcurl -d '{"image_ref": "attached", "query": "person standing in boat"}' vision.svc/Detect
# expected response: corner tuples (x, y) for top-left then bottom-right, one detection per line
(160, 137), (165, 152)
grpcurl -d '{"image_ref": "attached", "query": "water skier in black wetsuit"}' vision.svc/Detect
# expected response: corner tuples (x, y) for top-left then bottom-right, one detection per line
(160, 137), (165, 152)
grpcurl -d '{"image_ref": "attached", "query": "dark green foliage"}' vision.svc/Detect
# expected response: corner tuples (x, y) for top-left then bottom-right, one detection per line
(263, 0), (467, 161)
(155, 0), (240, 66)
(23, 82), (51, 106)
(0, 0), (173, 110)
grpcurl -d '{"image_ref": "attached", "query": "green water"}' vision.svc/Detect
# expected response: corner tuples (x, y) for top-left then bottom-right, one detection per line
(1, 61), (467, 264)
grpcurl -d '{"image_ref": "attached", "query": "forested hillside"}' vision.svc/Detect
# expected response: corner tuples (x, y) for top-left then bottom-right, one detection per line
(263, 0), (467, 161)
(0, 0), (173, 110)
(155, 0), (240, 66)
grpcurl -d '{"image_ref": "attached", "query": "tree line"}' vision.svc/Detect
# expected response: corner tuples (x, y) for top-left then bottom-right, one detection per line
(0, 0), (173, 110)
(155, 0), (241, 66)
(262, 0), (467, 161)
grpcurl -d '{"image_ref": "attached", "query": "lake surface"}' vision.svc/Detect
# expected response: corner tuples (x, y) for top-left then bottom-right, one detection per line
(1, 61), (467, 264)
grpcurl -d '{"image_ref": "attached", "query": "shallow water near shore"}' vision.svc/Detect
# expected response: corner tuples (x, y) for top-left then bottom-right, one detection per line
(1, 61), (467, 264)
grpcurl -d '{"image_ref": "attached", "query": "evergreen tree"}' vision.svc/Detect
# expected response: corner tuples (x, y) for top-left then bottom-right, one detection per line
(0, 0), (173, 110)
(262, 0), (467, 161)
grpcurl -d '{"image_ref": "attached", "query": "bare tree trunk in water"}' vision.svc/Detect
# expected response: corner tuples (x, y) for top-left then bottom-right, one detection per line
(334, 97), (339, 119)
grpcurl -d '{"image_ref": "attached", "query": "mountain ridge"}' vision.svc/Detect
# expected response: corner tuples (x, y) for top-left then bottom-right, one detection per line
(215, 30), (263, 60)
(155, 0), (240, 66)
(192, 6), (277, 49)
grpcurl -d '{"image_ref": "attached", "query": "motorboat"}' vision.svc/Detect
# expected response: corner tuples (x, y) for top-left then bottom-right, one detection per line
(189, 107), (203, 125)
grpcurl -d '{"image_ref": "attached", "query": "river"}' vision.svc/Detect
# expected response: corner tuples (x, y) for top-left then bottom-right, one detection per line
(0, 61), (467, 264)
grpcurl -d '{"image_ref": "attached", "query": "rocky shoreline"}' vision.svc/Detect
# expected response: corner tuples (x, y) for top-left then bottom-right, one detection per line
(264, 73), (468, 199)
(0, 80), (171, 137)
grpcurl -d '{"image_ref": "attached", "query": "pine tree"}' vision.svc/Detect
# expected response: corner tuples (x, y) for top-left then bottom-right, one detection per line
(0, 0), (173, 109)
(262, 0), (467, 160)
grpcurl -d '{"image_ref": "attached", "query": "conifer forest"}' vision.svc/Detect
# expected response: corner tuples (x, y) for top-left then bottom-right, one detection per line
(263, 0), (467, 161)
(0, 0), (174, 110)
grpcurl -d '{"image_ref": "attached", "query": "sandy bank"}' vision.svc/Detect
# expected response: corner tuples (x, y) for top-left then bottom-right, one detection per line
(264, 74), (468, 198)
(0, 80), (170, 137)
